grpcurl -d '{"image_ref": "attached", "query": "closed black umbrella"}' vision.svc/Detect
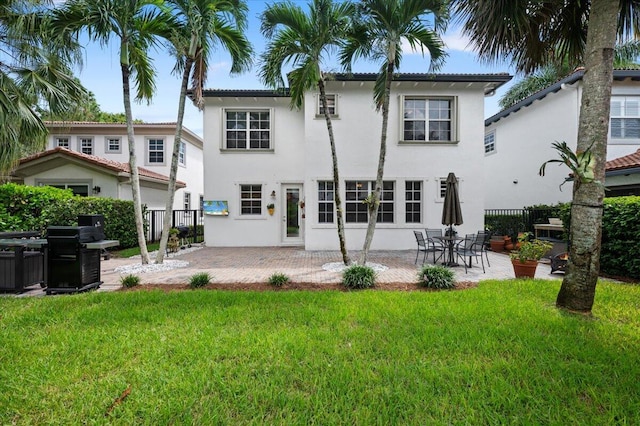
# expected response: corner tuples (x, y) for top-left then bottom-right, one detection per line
(441, 172), (463, 235)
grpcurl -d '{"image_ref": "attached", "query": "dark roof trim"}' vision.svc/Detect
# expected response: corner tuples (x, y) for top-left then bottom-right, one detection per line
(606, 167), (640, 177)
(202, 89), (290, 98)
(485, 69), (640, 126)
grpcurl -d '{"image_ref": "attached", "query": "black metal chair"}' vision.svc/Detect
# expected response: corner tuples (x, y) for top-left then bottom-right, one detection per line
(454, 234), (485, 273)
(476, 231), (491, 267)
(413, 231), (429, 264)
(425, 228), (446, 264)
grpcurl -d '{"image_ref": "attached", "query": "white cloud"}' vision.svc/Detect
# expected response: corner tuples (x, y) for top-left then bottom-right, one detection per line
(401, 28), (473, 56)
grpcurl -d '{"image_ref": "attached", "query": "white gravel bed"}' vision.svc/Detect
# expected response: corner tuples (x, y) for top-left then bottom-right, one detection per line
(114, 259), (190, 275)
(322, 262), (388, 273)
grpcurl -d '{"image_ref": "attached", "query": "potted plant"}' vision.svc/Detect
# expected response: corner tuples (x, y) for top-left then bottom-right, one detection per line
(510, 233), (553, 278)
(266, 203), (275, 215)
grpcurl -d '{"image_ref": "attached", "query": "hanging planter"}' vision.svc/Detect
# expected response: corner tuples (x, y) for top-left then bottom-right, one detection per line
(267, 203), (275, 216)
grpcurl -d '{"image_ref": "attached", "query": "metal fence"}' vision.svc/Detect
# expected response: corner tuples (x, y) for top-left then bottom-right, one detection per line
(145, 209), (204, 243)
(484, 208), (559, 236)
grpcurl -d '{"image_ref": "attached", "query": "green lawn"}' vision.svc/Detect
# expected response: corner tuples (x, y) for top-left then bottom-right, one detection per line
(1, 280), (639, 424)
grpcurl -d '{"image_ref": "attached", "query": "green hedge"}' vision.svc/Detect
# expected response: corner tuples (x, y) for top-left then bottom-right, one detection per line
(600, 197), (640, 279)
(0, 183), (144, 248)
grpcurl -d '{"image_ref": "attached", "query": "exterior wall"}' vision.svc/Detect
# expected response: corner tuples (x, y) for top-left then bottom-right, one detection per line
(23, 163), (118, 198)
(609, 84), (640, 159)
(203, 81), (489, 250)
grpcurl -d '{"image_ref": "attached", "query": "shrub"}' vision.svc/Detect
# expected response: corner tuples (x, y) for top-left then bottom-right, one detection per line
(120, 274), (140, 288)
(417, 265), (455, 289)
(342, 264), (376, 289)
(189, 272), (211, 288)
(268, 272), (289, 287)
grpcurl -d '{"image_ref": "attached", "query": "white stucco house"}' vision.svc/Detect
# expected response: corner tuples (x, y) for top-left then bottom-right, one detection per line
(201, 73), (512, 250)
(484, 68), (640, 209)
(12, 122), (204, 210)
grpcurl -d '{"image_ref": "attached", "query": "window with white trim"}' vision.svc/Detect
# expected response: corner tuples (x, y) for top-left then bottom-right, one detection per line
(46, 183), (89, 197)
(55, 137), (70, 148)
(79, 137), (93, 155)
(345, 181), (394, 223)
(484, 131), (496, 154)
(438, 177), (461, 201)
(240, 184), (262, 215)
(225, 110), (271, 149)
(183, 192), (191, 210)
(403, 97), (455, 142)
(405, 181), (422, 223)
(179, 141), (186, 165)
(147, 138), (165, 164)
(105, 137), (121, 153)
(611, 96), (640, 139)
(318, 181), (334, 223)
(317, 94), (337, 116)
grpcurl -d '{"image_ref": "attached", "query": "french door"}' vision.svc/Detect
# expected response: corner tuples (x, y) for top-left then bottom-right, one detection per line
(281, 184), (303, 245)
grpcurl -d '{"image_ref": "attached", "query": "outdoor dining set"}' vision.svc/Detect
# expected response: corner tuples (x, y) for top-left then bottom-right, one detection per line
(413, 229), (491, 273)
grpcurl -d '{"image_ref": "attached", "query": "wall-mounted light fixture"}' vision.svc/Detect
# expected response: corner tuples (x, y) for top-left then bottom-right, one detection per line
(270, 190), (276, 198)
(92, 185), (101, 194)
(512, 180), (518, 185)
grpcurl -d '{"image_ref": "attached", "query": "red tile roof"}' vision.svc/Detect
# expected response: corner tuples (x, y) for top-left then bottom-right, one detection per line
(19, 147), (186, 186)
(606, 149), (640, 172)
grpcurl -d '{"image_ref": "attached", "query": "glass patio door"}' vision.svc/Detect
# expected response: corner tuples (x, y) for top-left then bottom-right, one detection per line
(281, 184), (303, 245)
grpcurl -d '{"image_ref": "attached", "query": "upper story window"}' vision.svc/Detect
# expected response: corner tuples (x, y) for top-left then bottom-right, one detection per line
(225, 110), (271, 149)
(484, 131), (496, 154)
(402, 97), (456, 142)
(345, 180), (394, 223)
(79, 137), (93, 155)
(179, 141), (186, 165)
(317, 94), (337, 116)
(611, 96), (640, 139)
(105, 137), (121, 153)
(318, 181), (335, 223)
(240, 184), (262, 215)
(147, 138), (165, 164)
(55, 137), (70, 148)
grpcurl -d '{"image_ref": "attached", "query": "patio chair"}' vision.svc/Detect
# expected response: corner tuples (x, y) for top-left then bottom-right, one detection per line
(454, 234), (485, 273)
(476, 231), (491, 267)
(413, 231), (429, 264)
(425, 228), (446, 264)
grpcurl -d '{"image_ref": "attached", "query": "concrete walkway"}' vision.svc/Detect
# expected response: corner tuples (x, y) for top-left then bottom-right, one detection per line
(7, 245), (563, 297)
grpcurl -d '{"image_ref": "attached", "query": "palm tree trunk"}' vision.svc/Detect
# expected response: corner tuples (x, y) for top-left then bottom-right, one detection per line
(318, 76), (350, 265)
(556, 0), (617, 313)
(156, 58), (193, 264)
(121, 62), (150, 264)
(360, 61), (394, 265)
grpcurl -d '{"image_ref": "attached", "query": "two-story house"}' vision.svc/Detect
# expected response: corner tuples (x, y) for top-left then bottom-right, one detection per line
(11, 122), (204, 210)
(201, 73), (511, 250)
(484, 69), (640, 209)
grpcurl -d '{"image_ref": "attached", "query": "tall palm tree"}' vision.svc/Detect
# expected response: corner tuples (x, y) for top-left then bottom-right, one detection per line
(155, 0), (252, 264)
(340, 0), (447, 265)
(500, 42), (640, 110)
(454, 0), (637, 313)
(0, 0), (86, 177)
(259, 0), (355, 265)
(54, 0), (175, 264)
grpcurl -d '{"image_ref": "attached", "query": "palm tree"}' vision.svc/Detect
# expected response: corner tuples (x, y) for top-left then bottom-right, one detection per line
(0, 0), (86, 177)
(155, 0), (252, 264)
(500, 42), (640, 110)
(259, 0), (355, 265)
(340, 0), (447, 265)
(54, 0), (175, 264)
(454, 0), (636, 313)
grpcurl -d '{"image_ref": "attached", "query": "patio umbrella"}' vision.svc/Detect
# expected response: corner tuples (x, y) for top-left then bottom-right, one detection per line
(441, 172), (463, 235)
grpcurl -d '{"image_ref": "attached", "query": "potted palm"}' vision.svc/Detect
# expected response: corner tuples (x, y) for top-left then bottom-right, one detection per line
(510, 233), (553, 278)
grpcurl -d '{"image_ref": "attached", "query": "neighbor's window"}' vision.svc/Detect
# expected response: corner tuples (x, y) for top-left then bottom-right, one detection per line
(611, 96), (640, 139)
(403, 97), (455, 142)
(79, 137), (94, 155)
(55, 137), (70, 148)
(183, 192), (191, 210)
(147, 138), (165, 164)
(317, 94), (337, 116)
(484, 131), (496, 154)
(47, 183), (89, 197)
(105, 137), (121, 153)
(345, 180), (394, 223)
(225, 110), (271, 149)
(240, 184), (262, 215)
(179, 141), (186, 165)
(405, 181), (422, 223)
(318, 181), (335, 223)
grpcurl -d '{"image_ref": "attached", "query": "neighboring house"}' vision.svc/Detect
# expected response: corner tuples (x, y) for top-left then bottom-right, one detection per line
(605, 149), (640, 196)
(14, 122), (204, 211)
(484, 69), (640, 209)
(201, 73), (511, 250)
(12, 147), (186, 209)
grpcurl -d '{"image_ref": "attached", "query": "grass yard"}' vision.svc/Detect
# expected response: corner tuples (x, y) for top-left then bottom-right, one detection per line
(1, 279), (639, 424)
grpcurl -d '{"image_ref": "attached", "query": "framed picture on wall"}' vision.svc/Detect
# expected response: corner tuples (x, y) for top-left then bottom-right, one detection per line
(203, 200), (229, 216)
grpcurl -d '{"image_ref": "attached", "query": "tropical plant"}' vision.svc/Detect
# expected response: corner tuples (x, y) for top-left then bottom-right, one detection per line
(340, 0), (447, 265)
(539, 141), (596, 190)
(417, 264), (455, 289)
(342, 264), (376, 289)
(189, 272), (211, 288)
(54, 0), (176, 265)
(453, 0), (635, 313)
(268, 272), (290, 287)
(120, 274), (140, 288)
(155, 0), (252, 264)
(509, 235), (553, 263)
(259, 0), (354, 265)
(0, 0), (87, 176)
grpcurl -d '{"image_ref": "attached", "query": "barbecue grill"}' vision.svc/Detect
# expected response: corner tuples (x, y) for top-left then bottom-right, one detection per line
(175, 225), (192, 248)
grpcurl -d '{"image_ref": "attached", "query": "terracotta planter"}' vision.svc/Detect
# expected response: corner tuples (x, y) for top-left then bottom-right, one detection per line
(512, 259), (539, 278)
(490, 237), (505, 253)
(267, 208), (274, 216)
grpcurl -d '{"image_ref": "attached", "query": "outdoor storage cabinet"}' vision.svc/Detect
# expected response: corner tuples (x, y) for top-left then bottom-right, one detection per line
(0, 246), (44, 292)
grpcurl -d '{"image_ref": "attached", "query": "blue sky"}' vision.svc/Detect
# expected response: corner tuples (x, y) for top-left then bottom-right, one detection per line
(75, 2), (516, 138)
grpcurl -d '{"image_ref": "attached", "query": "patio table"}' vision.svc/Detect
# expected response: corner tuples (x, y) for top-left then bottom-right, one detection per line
(434, 235), (462, 267)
